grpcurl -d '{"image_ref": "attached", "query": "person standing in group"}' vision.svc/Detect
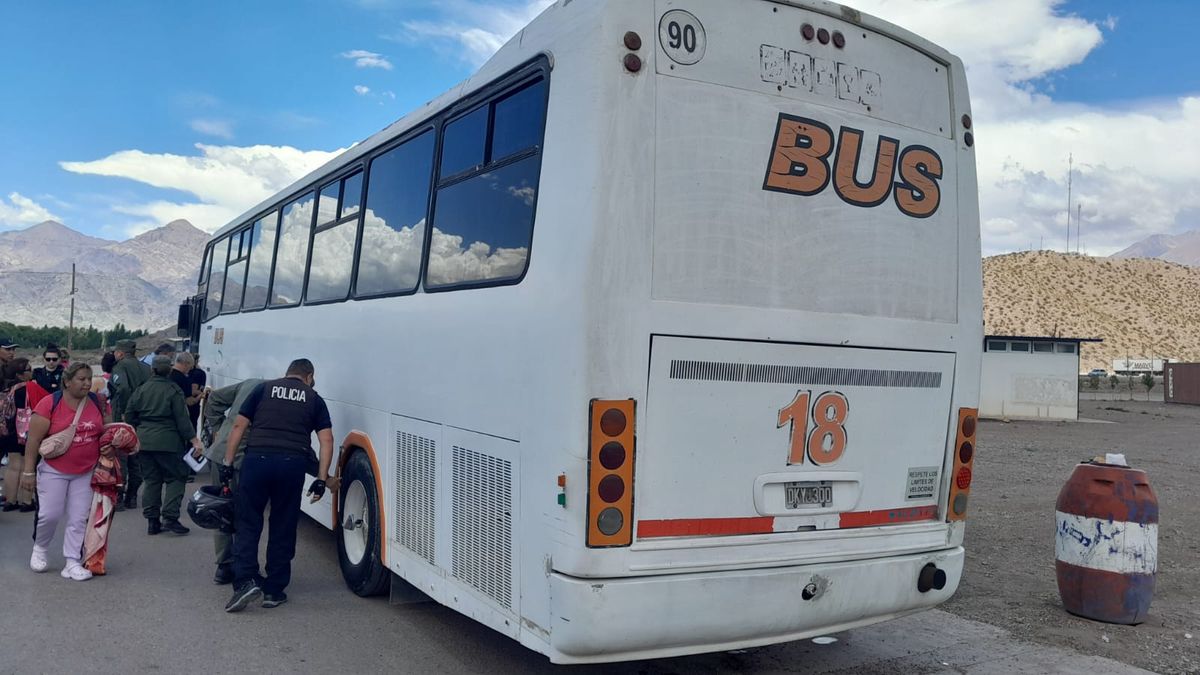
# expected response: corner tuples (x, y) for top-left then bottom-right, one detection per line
(169, 352), (203, 484)
(187, 353), (207, 430)
(20, 362), (110, 581)
(0, 336), (17, 368)
(32, 345), (65, 396)
(201, 377), (263, 585)
(125, 356), (204, 536)
(2, 358), (36, 512)
(111, 339), (150, 510)
(223, 359), (337, 612)
(141, 342), (176, 367)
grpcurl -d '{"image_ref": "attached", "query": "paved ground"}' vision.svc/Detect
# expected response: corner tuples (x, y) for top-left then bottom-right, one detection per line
(0, 484), (1149, 674)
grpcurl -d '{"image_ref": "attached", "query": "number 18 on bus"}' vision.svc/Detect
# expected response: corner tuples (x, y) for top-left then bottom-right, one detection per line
(181, 0), (981, 664)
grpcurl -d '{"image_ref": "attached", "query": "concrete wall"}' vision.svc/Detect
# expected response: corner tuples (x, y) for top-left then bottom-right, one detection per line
(981, 349), (1079, 420)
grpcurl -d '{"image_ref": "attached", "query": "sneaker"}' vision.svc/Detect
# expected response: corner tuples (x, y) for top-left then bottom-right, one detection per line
(61, 561), (93, 582)
(213, 564), (234, 585)
(225, 581), (263, 613)
(30, 548), (48, 573)
(262, 592), (288, 609)
(18, 502), (36, 513)
(147, 519), (162, 536)
(162, 519), (190, 535)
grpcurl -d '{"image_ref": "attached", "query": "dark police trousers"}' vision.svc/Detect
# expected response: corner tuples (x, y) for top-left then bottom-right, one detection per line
(232, 451), (307, 594)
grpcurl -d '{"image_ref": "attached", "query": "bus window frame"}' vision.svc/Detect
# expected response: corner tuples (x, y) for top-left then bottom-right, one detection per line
(303, 164), (366, 307)
(239, 208), (282, 315)
(219, 225), (253, 315)
(349, 126), (438, 302)
(422, 64), (550, 295)
(267, 188), (318, 310)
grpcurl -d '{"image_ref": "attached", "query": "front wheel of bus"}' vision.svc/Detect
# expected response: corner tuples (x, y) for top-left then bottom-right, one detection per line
(337, 451), (390, 597)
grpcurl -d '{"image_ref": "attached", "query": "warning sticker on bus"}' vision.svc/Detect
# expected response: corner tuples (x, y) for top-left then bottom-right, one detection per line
(905, 466), (940, 500)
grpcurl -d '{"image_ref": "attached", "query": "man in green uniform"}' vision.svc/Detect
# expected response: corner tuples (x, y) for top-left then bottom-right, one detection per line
(200, 377), (263, 584)
(111, 339), (151, 510)
(125, 356), (203, 535)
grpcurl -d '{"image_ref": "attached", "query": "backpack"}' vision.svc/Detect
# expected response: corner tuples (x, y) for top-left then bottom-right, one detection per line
(0, 386), (15, 437)
(49, 390), (105, 419)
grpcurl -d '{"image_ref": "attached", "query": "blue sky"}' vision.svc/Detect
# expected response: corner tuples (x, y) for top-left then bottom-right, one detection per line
(1, 0), (1197, 256)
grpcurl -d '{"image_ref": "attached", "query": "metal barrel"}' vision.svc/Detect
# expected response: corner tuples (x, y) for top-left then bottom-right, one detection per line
(1054, 462), (1158, 624)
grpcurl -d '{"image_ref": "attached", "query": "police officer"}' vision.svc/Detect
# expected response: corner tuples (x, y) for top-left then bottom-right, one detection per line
(111, 339), (151, 510)
(200, 377), (263, 585)
(222, 359), (337, 612)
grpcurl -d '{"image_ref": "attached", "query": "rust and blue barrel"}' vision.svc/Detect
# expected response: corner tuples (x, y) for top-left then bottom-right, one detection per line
(1055, 462), (1158, 624)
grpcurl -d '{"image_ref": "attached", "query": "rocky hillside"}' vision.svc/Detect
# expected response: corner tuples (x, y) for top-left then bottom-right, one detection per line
(0, 219), (208, 330)
(1111, 229), (1200, 266)
(984, 251), (1200, 371)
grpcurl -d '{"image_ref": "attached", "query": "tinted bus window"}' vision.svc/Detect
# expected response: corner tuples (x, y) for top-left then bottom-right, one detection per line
(355, 131), (435, 296)
(439, 106), (487, 179)
(204, 237), (230, 322)
(491, 80), (546, 160)
(426, 157), (538, 288)
(243, 211), (278, 310)
(222, 228), (251, 314)
(271, 192), (314, 306)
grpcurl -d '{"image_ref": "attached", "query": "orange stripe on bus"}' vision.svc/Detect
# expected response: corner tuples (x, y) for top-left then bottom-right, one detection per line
(637, 517), (775, 538)
(839, 505), (938, 529)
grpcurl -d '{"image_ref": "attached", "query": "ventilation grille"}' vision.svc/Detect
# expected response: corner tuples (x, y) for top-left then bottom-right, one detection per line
(670, 359), (942, 388)
(395, 431), (436, 564)
(451, 446), (513, 609)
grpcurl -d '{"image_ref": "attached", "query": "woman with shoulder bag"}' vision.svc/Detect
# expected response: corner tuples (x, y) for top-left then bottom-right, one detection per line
(2, 358), (36, 512)
(20, 362), (110, 580)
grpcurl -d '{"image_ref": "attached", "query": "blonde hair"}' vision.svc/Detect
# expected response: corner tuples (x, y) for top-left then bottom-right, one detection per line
(91, 376), (108, 396)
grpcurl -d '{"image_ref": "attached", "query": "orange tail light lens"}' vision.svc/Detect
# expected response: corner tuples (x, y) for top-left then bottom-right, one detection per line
(588, 399), (636, 547)
(947, 407), (977, 521)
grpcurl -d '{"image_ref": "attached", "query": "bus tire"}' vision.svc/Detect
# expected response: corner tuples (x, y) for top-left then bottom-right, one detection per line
(336, 451), (390, 597)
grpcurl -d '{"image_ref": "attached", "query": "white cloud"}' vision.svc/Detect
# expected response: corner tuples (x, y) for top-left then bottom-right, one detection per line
(189, 118), (235, 139)
(843, 0), (1198, 255)
(354, 85), (371, 96)
(61, 143), (343, 233)
(0, 192), (60, 230)
(399, 0), (554, 66)
(340, 49), (394, 70)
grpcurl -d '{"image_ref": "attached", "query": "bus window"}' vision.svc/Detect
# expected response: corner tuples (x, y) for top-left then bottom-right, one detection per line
(425, 158), (539, 288)
(203, 236), (230, 322)
(243, 210), (278, 310)
(317, 180), (340, 227)
(341, 171), (363, 219)
(221, 227), (251, 314)
(307, 171), (363, 303)
(439, 106), (487, 179)
(490, 79), (546, 160)
(270, 191), (315, 306)
(355, 131), (434, 297)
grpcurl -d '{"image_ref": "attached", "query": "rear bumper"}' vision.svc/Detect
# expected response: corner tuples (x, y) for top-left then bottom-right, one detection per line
(546, 547), (963, 664)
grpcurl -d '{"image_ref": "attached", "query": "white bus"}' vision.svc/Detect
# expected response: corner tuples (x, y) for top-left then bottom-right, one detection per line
(180, 0), (981, 663)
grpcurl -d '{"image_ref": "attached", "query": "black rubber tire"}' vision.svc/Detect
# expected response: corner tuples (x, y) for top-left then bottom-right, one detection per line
(336, 451), (391, 597)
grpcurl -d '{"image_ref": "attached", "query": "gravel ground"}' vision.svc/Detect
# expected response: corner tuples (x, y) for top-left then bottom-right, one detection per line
(943, 400), (1200, 675)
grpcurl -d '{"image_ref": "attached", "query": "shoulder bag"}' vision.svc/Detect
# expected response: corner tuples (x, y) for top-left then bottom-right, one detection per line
(38, 393), (89, 459)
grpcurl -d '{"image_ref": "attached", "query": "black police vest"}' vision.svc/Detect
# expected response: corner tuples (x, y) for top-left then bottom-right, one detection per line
(244, 378), (324, 460)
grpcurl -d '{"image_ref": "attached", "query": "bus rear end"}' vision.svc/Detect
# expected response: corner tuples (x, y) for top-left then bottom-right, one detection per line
(549, 0), (980, 662)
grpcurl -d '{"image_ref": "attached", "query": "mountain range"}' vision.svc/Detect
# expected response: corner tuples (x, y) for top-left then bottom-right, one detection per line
(1111, 230), (1200, 266)
(0, 220), (208, 330)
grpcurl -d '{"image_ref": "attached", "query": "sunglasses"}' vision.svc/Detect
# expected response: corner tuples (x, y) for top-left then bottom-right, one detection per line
(45, 357), (60, 362)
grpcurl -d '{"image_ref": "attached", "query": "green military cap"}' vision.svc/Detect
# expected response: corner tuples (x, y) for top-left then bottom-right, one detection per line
(115, 339), (137, 352)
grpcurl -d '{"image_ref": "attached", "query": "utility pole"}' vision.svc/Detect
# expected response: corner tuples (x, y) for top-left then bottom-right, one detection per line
(1065, 153), (1073, 253)
(67, 263), (76, 353)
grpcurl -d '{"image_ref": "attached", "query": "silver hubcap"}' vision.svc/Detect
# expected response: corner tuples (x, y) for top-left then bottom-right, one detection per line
(342, 479), (369, 566)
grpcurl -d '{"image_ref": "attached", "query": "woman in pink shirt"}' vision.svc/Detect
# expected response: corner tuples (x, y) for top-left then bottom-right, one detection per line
(19, 362), (111, 581)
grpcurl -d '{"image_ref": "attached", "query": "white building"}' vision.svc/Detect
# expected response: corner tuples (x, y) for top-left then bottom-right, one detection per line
(980, 335), (1101, 421)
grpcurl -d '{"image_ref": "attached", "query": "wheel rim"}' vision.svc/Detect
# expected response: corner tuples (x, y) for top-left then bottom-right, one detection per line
(342, 479), (370, 566)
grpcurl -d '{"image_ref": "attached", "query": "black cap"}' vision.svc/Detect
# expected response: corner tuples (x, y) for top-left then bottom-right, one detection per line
(0, 336), (18, 349)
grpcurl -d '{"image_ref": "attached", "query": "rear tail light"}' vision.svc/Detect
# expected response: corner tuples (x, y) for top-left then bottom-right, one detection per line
(947, 408), (977, 521)
(588, 399), (636, 547)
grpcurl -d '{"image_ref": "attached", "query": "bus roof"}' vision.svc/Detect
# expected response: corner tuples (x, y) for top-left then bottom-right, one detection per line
(208, 0), (961, 242)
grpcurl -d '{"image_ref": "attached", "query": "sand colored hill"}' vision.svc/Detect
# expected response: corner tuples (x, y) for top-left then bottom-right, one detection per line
(983, 251), (1200, 372)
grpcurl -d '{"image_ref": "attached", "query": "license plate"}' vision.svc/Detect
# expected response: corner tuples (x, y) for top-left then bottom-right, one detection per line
(785, 481), (833, 509)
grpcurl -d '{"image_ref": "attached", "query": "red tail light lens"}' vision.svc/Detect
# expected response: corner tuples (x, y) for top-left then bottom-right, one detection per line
(956, 466), (973, 490)
(600, 409), (627, 436)
(958, 441), (974, 464)
(961, 415), (976, 437)
(598, 475), (625, 503)
(599, 441), (626, 470)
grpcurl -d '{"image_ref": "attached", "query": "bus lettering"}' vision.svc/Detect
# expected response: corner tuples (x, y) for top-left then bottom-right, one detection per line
(763, 115), (833, 196)
(764, 113), (942, 217)
(777, 390), (850, 466)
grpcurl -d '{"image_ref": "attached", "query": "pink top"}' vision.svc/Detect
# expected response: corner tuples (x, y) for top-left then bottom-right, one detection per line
(33, 395), (105, 475)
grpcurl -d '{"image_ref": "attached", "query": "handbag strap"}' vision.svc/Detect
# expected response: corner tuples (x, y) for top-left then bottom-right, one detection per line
(65, 394), (87, 428)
